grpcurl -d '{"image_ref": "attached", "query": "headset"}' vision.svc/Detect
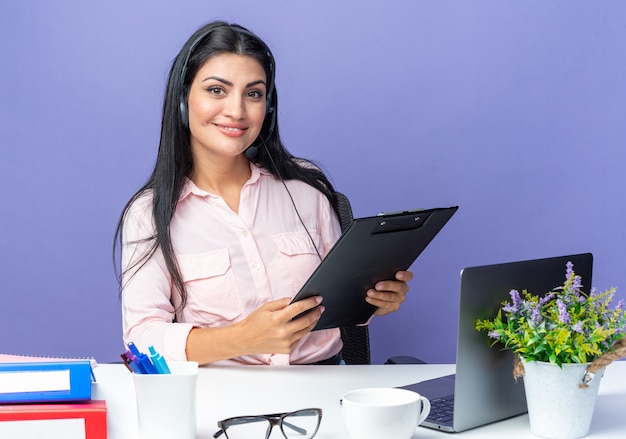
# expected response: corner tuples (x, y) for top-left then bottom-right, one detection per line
(177, 23), (277, 159)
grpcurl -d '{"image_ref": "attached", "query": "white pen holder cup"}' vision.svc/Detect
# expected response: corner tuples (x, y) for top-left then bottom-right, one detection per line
(132, 361), (199, 439)
(342, 387), (431, 439)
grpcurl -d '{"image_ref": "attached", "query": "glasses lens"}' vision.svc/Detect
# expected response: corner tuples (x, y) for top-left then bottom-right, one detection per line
(281, 409), (321, 438)
(222, 416), (271, 439)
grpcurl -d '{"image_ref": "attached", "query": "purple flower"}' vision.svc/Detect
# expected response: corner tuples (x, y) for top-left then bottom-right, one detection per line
(566, 261), (574, 280)
(539, 292), (555, 306)
(511, 289), (522, 307)
(503, 290), (522, 313)
(502, 303), (516, 313)
(530, 304), (542, 326)
(557, 299), (570, 324)
(476, 261), (626, 366)
(571, 275), (582, 294)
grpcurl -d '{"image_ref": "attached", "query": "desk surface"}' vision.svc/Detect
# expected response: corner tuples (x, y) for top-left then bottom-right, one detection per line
(93, 361), (626, 439)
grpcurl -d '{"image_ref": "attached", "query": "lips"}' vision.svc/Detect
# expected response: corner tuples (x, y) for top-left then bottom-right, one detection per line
(215, 123), (248, 137)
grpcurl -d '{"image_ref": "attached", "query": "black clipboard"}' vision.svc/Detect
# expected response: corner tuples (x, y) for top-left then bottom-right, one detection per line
(290, 206), (458, 330)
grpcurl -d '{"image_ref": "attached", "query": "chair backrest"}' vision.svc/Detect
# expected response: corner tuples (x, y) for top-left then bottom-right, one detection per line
(335, 192), (371, 365)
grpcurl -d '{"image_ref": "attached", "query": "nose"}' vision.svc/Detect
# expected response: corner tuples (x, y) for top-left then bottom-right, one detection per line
(222, 94), (246, 119)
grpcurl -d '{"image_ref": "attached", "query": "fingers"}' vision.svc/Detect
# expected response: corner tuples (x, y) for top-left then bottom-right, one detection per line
(257, 295), (324, 327)
(367, 288), (406, 315)
(285, 295), (324, 321)
(367, 270), (412, 316)
(274, 297), (324, 350)
(259, 297), (293, 311)
(367, 271), (412, 300)
(260, 296), (322, 318)
(394, 270), (413, 282)
(287, 313), (323, 348)
(263, 295), (325, 335)
(238, 296), (324, 355)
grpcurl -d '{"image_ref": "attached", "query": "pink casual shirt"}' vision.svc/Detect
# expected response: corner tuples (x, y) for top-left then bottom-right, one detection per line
(121, 164), (343, 365)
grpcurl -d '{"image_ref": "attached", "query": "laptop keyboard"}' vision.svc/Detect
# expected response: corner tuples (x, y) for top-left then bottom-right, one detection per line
(427, 396), (455, 424)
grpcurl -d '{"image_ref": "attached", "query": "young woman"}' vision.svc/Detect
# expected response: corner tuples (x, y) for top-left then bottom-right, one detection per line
(115, 21), (412, 365)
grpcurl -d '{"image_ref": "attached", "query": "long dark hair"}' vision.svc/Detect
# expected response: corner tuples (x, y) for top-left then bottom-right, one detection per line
(114, 21), (338, 309)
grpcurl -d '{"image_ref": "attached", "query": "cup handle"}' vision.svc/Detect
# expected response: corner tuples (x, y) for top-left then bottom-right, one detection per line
(416, 396), (431, 425)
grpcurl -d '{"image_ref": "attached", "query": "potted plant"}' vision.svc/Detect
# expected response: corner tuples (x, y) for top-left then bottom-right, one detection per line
(476, 261), (626, 439)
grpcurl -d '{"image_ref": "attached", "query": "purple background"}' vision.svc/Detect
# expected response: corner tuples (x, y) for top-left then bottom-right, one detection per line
(2, 1), (625, 364)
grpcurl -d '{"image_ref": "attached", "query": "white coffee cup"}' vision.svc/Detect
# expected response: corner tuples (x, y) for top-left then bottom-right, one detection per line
(342, 387), (431, 439)
(132, 361), (198, 439)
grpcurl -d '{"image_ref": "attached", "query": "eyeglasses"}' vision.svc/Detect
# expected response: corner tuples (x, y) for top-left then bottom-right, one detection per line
(213, 408), (322, 439)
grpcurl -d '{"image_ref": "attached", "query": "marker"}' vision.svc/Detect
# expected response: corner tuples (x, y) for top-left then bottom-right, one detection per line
(136, 351), (158, 374)
(124, 349), (146, 374)
(120, 352), (141, 373)
(127, 342), (142, 358)
(127, 342), (158, 374)
(148, 345), (171, 374)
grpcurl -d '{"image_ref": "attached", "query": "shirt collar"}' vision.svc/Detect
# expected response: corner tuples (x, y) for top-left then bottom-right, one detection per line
(178, 164), (271, 202)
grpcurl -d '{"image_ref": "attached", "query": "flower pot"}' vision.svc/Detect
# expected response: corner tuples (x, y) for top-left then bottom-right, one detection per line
(521, 359), (604, 439)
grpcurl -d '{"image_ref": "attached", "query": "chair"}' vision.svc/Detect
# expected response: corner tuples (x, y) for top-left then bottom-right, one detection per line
(335, 192), (372, 365)
(335, 192), (425, 365)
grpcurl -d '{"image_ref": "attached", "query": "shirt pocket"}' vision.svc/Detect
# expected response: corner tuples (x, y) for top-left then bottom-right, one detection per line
(271, 232), (322, 295)
(177, 249), (243, 324)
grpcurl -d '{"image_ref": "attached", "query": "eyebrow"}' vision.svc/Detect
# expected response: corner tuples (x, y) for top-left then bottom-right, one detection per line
(201, 76), (266, 88)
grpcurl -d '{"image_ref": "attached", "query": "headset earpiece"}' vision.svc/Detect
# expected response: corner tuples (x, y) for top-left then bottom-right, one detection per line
(179, 96), (189, 128)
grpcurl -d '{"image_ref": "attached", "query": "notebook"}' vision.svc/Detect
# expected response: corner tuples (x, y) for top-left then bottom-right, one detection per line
(0, 353), (97, 404)
(400, 253), (593, 433)
(0, 400), (107, 439)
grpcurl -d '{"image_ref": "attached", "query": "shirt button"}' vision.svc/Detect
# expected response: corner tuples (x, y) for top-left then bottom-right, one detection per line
(242, 231), (249, 238)
(252, 263), (261, 270)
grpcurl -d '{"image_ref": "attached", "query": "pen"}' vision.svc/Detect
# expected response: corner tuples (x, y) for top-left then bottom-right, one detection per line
(137, 353), (158, 374)
(125, 342), (171, 374)
(127, 342), (158, 374)
(135, 349), (158, 375)
(148, 345), (171, 374)
(125, 349), (147, 374)
(127, 342), (142, 358)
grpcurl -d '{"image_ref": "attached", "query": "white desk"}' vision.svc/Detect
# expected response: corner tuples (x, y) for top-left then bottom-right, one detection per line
(93, 362), (626, 439)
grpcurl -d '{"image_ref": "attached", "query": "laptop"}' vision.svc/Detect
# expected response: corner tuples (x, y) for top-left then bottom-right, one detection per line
(400, 253), (593, 433)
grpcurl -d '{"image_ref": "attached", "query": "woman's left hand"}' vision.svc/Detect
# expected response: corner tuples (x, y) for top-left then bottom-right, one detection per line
(367, 270), (413, 316)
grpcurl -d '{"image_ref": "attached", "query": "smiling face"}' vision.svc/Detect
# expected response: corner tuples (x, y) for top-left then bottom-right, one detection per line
(186, 53), (267, 164)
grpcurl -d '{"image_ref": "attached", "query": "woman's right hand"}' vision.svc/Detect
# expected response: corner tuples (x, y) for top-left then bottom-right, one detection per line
(186, 295), (324, 363)
(236, 296), (325, 355)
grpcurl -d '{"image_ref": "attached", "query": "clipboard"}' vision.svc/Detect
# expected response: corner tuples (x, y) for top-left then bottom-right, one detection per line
(290, 206), (458, 330)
